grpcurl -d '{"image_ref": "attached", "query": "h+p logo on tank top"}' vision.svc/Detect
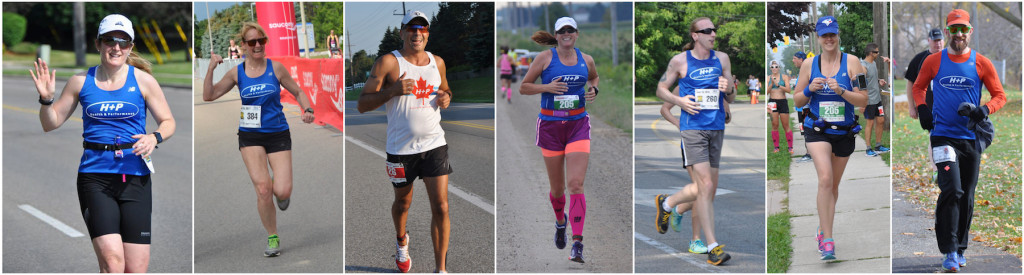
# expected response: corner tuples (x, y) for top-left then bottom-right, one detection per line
(938, 75), (976, 90)
(240, 83), (277, 99)
(688, 67), (721, 81)
(86, 101), (141, 120)
(412, 77), (437, 106)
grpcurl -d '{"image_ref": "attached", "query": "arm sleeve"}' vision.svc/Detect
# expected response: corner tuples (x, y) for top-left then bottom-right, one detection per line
(912, 53), (940, 107)
(975, 54), (1007, 114)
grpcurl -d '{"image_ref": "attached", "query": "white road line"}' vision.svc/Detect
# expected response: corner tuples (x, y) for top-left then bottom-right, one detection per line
(346, 137), (495, 215)
(18, 204), (85, 238)
(635, 232), (726, 273)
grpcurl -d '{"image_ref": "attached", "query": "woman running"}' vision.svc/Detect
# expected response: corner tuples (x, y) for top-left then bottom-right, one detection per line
(499, 46), (515, 102)
(767, 60), (794, 154)
(203, 22), (315, 257)
(229, 39), (241, 59)
(793, 16), (867, 260)
(519, 17), (599, 264)
(31, 14), (176, 272)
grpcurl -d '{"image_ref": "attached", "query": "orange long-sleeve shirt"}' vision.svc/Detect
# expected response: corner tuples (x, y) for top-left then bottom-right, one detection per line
(912, 49), (1007, 114)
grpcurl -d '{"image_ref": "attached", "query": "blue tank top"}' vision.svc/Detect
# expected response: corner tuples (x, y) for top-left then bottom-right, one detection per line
(678, 50), (725, 131)
(539, 48), (588, 121)
(78, 66), (149, 175)
(931, 49), (981, 139)
(803, 53), (856, 135)
(237, 59), (289, 133)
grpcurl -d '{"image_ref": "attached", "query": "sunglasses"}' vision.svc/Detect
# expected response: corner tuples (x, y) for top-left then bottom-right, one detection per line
(100, 36), (132, 48)
(872, 51), (880, 54)
(405, 25), (429, 33)
(947, 25), (972, 35)
(555, 27), (577, 34)
(244, 37), (269, 47)
(694, 28), (716, 35)
(770, 65), (779, 69)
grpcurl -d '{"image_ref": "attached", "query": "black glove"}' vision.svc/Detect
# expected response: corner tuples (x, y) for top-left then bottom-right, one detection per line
(957, 102), (989, 120)
(917, 104), (933, 131)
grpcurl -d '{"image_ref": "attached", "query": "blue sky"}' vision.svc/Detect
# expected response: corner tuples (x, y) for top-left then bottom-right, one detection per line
(345, 2), (441, 55)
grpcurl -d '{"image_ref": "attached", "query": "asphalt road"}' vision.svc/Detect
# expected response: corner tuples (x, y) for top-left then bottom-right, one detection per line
(344, 101), (495, 273)
(192, 87), (344, 272)
(2, 76), (193, 272)
(633, 103), (766, 273)
(494, 82), (634, 273)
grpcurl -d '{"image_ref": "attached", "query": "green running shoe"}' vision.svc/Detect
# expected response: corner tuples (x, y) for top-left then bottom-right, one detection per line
(688, 239), (709, 254)
(264, 234), (281, 257)
(670, 210), (683, 232)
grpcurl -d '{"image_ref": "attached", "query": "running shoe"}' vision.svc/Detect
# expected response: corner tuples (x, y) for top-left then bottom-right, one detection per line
(569, 241), (585, 263)
(264, 234), (281, 257)
(396, 233), (411, 273)
(555, 213), (567, 249)
(875, 145), (891, 153)
(820, 238), (835, 260)
(655, 194), (670, 234)
(816, 227), (824, 252)
(788, 147), (794, 154)
(866, 149), (878, 157)
(276, 196), (290, 211)
(799, 154), (812, 162)
(956, 251), (966, 267)
(773, 147), (780, 153)
(670, 209), (683, 232)
(942, 253), (959, 272)
(688, 239), (709, 254)
(706, 244), (731, 265)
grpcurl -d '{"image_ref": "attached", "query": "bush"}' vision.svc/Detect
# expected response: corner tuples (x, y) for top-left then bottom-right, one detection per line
(9, 42), (37, 55)
(3, 12), (27, 48)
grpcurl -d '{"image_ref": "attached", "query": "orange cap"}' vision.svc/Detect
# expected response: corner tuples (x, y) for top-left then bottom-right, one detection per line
(946, 9), (970, 26)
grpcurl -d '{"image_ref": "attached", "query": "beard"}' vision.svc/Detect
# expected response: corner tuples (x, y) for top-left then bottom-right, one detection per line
(950, 37), (969, 52)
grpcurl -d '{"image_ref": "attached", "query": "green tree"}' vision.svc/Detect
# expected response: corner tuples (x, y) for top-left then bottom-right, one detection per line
(635, 2), (765, 97)
(834, 2), (874, 56)
(3, 12), (27, 47)
(302, 2), (343, 50)
(535, 2), (569, 32)
(376, 26), (402, 58)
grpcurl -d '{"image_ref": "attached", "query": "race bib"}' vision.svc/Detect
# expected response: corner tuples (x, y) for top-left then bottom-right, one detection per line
(819, 101), (845, 122)
(767, 101), (778, 111)
(240, 105), (261, 128)
(877, 105), (885, 116)
(144, 155), (156, 174)
(932, 145), (956, 164)
(554, 95), (580, 110)
(386, 162), (407, 184)
(695, 89), (720, 110)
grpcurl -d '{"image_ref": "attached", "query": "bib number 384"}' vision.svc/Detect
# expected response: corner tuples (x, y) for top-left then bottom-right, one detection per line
(819, 101), (845, 122)
(695, 89), (720, 110)
(240, 105), (261, 128)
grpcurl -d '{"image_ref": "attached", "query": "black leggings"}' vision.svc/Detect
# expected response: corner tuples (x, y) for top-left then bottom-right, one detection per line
(930, 136), (980, 254)
(77, 173), (152, 244)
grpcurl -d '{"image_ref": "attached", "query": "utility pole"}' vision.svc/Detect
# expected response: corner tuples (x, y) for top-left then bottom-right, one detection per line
(544, 3), (550, 33)
(73, 2), (85, 66)
(610, 2), (618, 66)
(394, 2), (407, 17)
(347, 30), (355, 80)
(299, 2), (309, 58)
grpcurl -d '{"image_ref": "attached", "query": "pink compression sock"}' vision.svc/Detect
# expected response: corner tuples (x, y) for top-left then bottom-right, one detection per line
(785, 131), (794, 148)
(549, 192), (566, 222)
(772, 131), (780, 148)
(506, 87), (512, 98)
(569, 194), (587, 238)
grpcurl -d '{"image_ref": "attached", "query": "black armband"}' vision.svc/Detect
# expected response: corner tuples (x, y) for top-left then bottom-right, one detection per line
(855, 73), (867, 90)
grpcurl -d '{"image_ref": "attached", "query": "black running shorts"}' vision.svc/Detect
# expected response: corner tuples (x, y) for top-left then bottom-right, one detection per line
(238, 129), (292, 153)
(385, 145), (454, 188)
(804, 131), (856, 157)
(77, 173), (152, 244)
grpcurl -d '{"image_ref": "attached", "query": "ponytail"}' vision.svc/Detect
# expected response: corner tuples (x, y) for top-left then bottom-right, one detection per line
(682, 42), (694, 51)
(127, 51), (152, 74)
(531, 31), (557, 46)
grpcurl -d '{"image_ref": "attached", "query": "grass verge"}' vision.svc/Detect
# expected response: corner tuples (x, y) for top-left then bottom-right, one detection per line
(4, 49), (193, 86)
(767, 210), (793, 273)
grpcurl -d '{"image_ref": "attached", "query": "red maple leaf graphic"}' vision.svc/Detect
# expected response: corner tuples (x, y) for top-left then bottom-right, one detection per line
(413, 77), (434, 105)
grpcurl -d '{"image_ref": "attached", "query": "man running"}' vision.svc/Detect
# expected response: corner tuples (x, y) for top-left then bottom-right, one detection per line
(792, 51), (812, 162)
(860, 43), (891, 157)
(912, 9), (1006, 272)
(357, 11), (454, 273)
(327, 29), (341, 59)
(906, 28), (943, 121)
(654, 17), (735, 266)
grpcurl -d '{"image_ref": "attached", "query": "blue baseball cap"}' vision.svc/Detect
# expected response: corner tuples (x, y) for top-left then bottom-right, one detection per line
(794, 51), (807, 59)
(816, 16), (839, 36)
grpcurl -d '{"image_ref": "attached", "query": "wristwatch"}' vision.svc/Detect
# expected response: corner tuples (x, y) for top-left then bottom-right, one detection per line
(153, 132), (163, 144)
(304, 108), (314, 114)
(39, 96), (54, 105)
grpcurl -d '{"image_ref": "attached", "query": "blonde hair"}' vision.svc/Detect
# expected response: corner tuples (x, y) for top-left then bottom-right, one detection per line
(236, 22), (268, 47)
(127, 51), (152, 74)
(682, 17), (712, 51)
(531, 31), (557, 46)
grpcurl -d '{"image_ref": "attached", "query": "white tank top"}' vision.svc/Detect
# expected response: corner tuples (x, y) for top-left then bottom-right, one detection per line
(385, 50), (447, 155)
